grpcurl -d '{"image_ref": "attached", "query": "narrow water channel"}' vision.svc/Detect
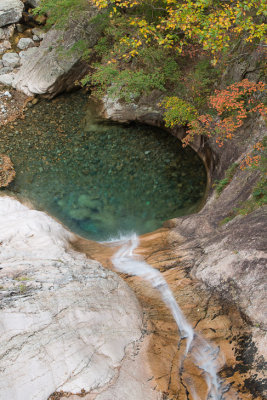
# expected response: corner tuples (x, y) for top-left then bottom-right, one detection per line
(0, 90), (206, 241)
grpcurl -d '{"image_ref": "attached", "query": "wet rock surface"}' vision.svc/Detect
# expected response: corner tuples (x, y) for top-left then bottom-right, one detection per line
(167, 117), (267, 331)
(75, 229), (266, 400)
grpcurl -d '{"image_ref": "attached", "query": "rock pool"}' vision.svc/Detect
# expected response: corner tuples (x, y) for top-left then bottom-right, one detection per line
(0, 91), (206, 240)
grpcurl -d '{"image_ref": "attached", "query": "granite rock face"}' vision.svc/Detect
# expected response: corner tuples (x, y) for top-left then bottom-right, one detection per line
(101, 91), (163, 126)
(0, 197), (160, 400)
(13, 6), (101, 98)
(0, 0), (24, 27)
(168, 117), (267, 331)
(0, 72), (15, 86)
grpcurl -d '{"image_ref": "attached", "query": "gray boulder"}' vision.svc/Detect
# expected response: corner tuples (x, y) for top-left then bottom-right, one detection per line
(2, 52), (20, 67)
(13, 5), (101, 98)
(0, 24), (15, 40)
(0, 73), (15, 86)
(0, 0), (24, 28)
(17, 37), (34, 50)
(0, 40), (11, 54)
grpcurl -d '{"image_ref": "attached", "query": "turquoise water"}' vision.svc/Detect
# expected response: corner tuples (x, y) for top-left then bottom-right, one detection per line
(0, 91), (206, 241)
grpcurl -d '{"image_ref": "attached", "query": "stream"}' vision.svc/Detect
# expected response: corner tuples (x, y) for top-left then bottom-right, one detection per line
(112, 234), (224, 400)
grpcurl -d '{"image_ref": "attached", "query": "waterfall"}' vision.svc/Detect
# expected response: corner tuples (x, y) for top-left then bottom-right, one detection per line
(112, 234), (223, 400)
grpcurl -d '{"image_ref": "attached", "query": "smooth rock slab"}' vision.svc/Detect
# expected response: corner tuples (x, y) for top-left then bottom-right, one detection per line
(19, 46), (37, 65)
(0, 0), (24, 27)
(13, 5), (101, 97)
(0, 197), (156, 400)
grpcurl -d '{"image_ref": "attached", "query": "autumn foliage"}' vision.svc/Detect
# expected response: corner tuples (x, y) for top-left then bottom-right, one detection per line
(240, 141), (265, 170)
(92, 0), (267, 57)
(183, 79), (266, 147)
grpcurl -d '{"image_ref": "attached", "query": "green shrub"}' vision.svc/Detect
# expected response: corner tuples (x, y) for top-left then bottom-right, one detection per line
(214, 163), (239, 195)
(161, 97), (198, 127)
(88, 64), (166, 101)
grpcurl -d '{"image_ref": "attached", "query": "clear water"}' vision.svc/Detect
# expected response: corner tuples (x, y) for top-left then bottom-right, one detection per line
(0, 91), (206, 241)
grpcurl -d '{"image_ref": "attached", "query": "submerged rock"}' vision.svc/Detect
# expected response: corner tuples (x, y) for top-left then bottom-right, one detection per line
(77, 193), (101, 210)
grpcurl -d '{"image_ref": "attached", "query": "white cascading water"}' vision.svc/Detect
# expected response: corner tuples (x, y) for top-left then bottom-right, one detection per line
(111, 234), (223, 400)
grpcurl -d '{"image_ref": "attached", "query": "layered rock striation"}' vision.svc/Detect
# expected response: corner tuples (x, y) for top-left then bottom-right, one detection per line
(0, 196), (160, 400)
